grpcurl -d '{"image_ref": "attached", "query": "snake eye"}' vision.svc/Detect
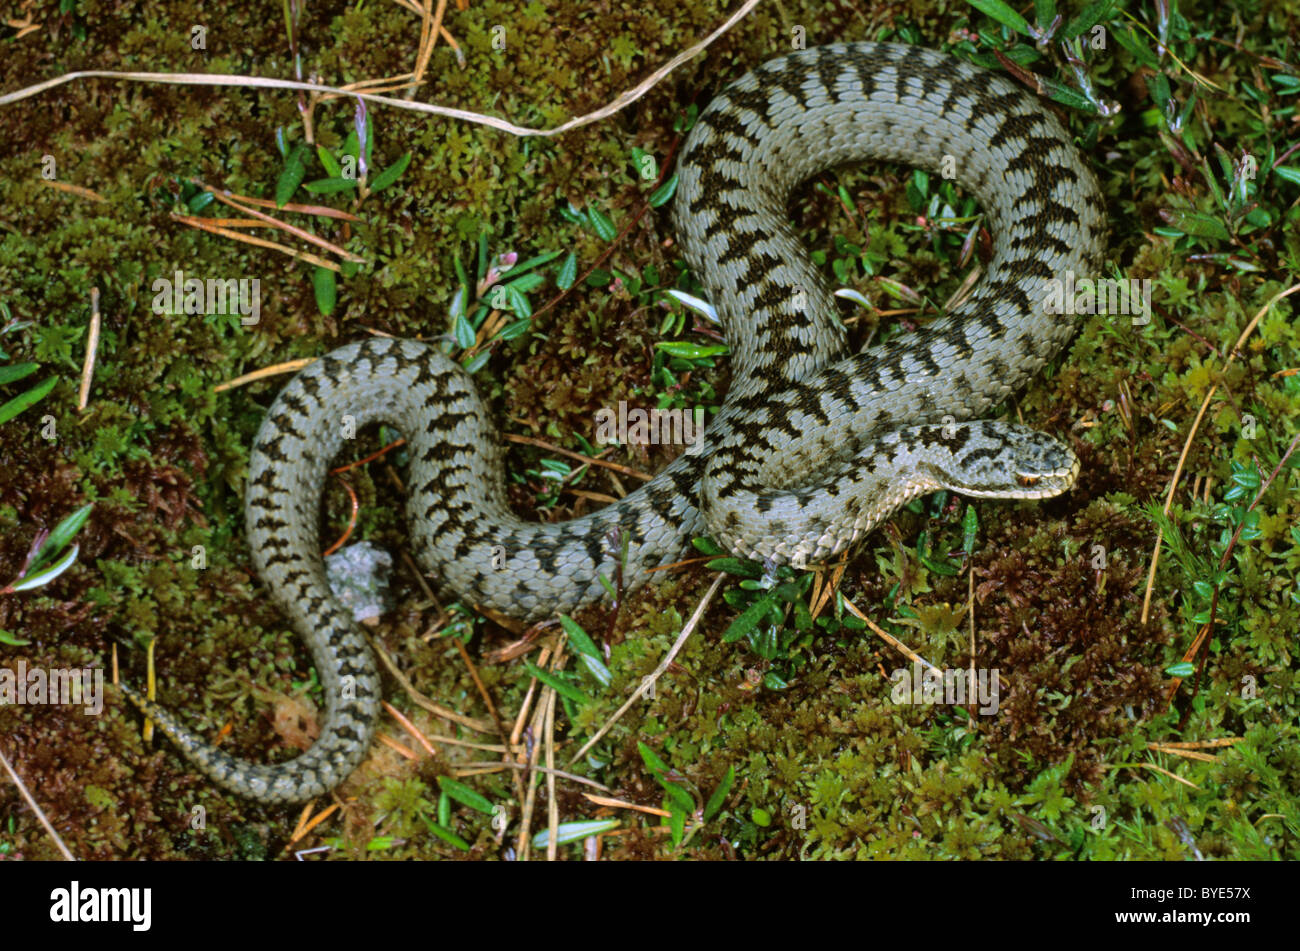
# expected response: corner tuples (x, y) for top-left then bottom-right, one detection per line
(1017, 475), (1040, 488)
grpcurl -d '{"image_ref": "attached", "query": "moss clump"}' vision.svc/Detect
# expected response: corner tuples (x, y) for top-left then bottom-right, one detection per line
(0, 0), (1297, 860)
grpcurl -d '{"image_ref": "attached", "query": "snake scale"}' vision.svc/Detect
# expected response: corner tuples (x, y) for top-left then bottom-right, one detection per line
(124, 43), (1107, 803)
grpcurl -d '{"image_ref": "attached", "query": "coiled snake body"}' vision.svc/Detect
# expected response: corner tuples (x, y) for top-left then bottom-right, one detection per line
(125, 43), (1107, 803)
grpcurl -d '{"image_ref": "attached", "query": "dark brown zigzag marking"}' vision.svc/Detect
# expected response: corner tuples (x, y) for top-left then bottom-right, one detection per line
(892, 47), (938, 100)
(733, 250), (784, 292)
(981, 280), (1035, 318)
(987, 111), (1048, 149)
(694, 138), (747, 171)
(813, 46), (845, 103)
(720, 84), (775, 126)
(701, 202), (757, 242)
(849, 55), (880, 101)
(1010, 231), (1072, 257)
(1004, 138), (1082, 189)
(765, 59), (814, 107)
(696, 107), (762, 149)
(689, 176), (746, 219)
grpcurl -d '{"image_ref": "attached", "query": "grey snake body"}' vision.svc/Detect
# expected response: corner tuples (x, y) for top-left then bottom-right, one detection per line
(124, 43), (1107, 803)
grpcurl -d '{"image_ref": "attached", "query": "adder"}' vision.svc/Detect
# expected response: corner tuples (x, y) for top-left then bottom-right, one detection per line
(124, 42), (1108, 803)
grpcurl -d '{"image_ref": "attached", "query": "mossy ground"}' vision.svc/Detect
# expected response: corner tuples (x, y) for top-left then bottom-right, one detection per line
(0, 0), (1297, 860)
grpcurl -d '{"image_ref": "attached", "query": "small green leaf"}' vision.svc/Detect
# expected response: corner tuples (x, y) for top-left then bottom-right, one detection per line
(578, 653), (613, 688)
(1171, 211), (1231, 242)
(559, 614), (613, 686)
(453, 313), (477, 349)
(763, 671), (789, 690)
(588, 208), (617, 241)
(418, 813), (471, 851)
(504, 284), (532, 319)
(370, 151), (412, 192)
(28, 503), (92, 575)
(496, 318), (532, 341)
(1061, 0), (1112, 40)
(0, 377), (57, 425)
(648, 173), (678, 208)
(436, 777), (495, 814)
(1040, 77), (1097, 113)
(919, 553), (963, 576)
(558, 614), (600, 660)
(655, 342), (729, 360)
(558, 201), (587, 225)
(723, 596), (777, 643)
(662, 781), (695, 815)
(302, 177), (359, 195)
(706, 557), (762, 578)
(703, 765), (734, 821)
(1165, 662), (1196, 678)
(10, 544), (79, 592)
(531, 819), (619, 848)
(966, 0), (1030, 34)
(962, 504), (979, 558)
(668, 804), (687, 846)
(0, 363), (39, 386)
(637, 741), (671, 776)
(498, 250), (563, 281)
(692, 537), (726, 556)
(341, 130), (360, 160)
(523, 662), (591, 705)
(312, 267), (337, 316)
(637, 743), (670, 774)
(1231, 466), (1261, 489)
(555, 252), (578, 290)
(505, 272), (545, 295)
(276, 143), (309, 207)
(316, 145), (342, 179)
(793, 597), (813, 632)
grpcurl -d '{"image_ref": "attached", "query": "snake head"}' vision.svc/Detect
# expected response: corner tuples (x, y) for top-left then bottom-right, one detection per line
(923, 421), (1080, 500)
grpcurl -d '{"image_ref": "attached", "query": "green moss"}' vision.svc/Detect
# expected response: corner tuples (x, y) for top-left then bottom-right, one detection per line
(0, 0), (1297, 860)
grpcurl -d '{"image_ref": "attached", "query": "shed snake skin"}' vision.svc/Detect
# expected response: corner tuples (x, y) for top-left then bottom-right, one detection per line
(124, 43), (1107, 803)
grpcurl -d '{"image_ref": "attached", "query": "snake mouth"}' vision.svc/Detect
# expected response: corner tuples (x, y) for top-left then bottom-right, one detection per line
(1013, 473), (1074, 495)
(1011, 477), (1077, 499)
(948, 454), (1081, 500)
(958, 479), (1076, 501)
(1010, 456), (1082, 498)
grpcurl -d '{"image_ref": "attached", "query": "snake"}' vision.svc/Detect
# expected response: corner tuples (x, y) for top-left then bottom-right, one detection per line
(123, 43), (1107, 804)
